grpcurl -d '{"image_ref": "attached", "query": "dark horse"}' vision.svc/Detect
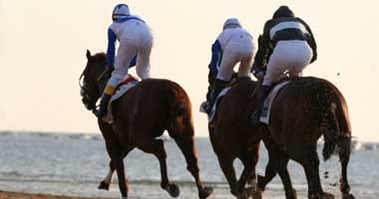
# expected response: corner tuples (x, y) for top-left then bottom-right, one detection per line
(208, 77), (296, 199)
(207, 77), (261, 198)
(79, 50), (213, 198)
(254, 77), (355, 199)
(208, 76), (354, 199)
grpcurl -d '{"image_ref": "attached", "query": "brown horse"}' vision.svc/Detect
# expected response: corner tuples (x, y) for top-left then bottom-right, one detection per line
(207, 77), (296, 199)
(79, 50), (213, 198)
(254, 77), (355, 199)
(207, 77), (260, 198)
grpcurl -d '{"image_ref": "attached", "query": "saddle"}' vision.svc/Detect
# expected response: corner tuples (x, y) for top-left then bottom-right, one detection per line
(259, 76), (301, 124)
(259, 81), (290, 124)
(103, 75), (139, 124)
(202, 77), (251, 123)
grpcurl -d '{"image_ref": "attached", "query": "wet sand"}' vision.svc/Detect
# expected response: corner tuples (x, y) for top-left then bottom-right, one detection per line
(0, 181), (369, 199)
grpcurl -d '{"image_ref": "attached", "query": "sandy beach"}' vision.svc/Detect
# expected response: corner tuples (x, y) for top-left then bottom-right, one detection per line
(0, 190), (97, 199)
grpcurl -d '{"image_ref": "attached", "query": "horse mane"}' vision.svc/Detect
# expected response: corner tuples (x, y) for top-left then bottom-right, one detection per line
(93, 52), (106, 62)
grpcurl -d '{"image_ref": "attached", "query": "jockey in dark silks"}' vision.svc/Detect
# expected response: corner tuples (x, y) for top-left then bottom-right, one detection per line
(250, 5), (318, 126)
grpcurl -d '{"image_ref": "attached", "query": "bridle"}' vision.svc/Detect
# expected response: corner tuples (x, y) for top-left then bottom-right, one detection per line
(79, 68), (109, 111)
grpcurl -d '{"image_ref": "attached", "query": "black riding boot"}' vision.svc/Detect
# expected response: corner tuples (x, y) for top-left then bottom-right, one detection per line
(206, 79), (229, 114)
(96, 94), (112, 118)
(250, 85), (272, 127)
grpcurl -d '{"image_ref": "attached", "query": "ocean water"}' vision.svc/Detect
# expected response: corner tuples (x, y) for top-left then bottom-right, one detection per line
(0, 132), (378, 199)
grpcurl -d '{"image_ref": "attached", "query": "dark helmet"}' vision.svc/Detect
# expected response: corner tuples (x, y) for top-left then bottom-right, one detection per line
(112, 4), (130, 21)
(273, 6), (295, 18)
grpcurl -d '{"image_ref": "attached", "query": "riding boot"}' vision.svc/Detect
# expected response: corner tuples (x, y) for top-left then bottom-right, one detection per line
(250, 85), (272, 127)
(96, 85), (116, 118)
(206, 79), (229, 114)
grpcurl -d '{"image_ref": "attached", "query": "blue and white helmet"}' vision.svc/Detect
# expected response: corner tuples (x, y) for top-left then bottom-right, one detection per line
(223, 18), (242, 30)
(112, 4), (130, 20)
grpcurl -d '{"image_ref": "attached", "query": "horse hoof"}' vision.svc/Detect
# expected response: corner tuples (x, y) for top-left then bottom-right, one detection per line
(257, 175), (266, 190)
(199, 186), (213, 199)
(166, 183), (180, 198)
(243, 186), (255, 195)
(286, 189), (297, 199)
(97, 181), (110, 191)
(322, 192), (334, 199)
(237, 192), (249, 199)
(342, 193), (355, 199)
(251, 188), (263, 199)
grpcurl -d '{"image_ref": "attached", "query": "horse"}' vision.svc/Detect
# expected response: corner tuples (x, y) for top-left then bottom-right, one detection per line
(206, 77), (296, 199)
(79, 50), (213, 198)
(206, 77), (259, 199)
(254, 77), (355, 199)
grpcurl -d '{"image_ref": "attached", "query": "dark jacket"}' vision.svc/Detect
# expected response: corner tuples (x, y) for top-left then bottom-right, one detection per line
(254, 17), (317, 71)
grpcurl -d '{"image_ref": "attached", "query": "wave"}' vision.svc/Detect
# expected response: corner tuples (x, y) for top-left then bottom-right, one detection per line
(0, 131), (378, 151)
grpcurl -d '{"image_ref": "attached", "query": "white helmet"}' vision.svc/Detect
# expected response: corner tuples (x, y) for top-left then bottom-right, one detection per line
(112, 4), (130, 20)
(223, 18), (242, 30)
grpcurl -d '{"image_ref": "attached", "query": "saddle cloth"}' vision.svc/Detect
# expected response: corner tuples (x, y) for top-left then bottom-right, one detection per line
(103, 75), (139, 124)
(208, 87), (232, 122)
(259, 81), (290, 124)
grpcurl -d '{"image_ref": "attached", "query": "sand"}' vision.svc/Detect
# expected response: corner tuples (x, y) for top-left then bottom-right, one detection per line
(0, 190), (98, 199)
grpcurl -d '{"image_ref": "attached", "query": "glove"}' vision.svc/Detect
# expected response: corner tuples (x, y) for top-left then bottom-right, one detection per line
(252, 63), (265, 79)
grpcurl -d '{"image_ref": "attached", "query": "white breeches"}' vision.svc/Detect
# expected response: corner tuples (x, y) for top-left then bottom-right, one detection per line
(263, 40), (313, 86)
(108, 26), (153, 87)
(216, 38), (255, 81)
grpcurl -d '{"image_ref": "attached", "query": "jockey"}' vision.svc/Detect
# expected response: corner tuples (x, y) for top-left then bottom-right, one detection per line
(204, 18), (256, 114)
(96, 4), (153, 118)
(250, 6), (317, 126)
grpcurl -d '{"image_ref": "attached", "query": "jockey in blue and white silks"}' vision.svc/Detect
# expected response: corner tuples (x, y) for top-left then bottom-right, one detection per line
(97, 4), (154, 118)
(204, 18), (256, 114)
(250, 5), (318, 126)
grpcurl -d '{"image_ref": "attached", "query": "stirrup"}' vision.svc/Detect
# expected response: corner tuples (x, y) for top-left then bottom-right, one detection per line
(199, 101), (210, 114)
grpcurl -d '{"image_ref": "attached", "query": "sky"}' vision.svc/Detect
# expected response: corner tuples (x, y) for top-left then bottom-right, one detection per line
(0, 0), (378, 142)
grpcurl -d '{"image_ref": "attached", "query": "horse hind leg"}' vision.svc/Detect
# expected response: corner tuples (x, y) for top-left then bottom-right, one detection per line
(276, 157), (297, 199)
(257, 142), (281, 195)
(338, 137), (355, 199)
(238, 152), (259, 199)
(217, 156), (240, 197)
(302, 151), (334, 199)
(138, 138), (180, 198)
(170, 132), (213, 198)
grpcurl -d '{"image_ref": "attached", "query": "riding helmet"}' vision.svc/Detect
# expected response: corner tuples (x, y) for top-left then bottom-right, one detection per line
(223, 18), (242, 30)
(273, 6), (295, 18)
(112, 4), (130, 20)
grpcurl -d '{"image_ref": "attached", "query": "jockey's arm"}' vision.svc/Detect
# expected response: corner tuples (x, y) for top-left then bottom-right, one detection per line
(251, 24), (271, 78)
(209, 40), (222, 76)
(298, 17), (317, 63)
(106, 28), (117, 70)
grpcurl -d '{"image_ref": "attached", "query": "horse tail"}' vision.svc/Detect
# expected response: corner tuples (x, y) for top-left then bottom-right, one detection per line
(166, 81), (194, 135)
(321, 83), (352, 161)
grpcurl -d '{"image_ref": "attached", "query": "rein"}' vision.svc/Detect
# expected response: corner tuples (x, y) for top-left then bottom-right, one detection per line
(79, 68), (109, 112)
(97, 68), (109, 82)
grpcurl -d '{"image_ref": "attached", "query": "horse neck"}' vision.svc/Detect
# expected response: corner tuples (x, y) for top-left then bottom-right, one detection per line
(95, 65), (108, 96)
(97, 79), (107, 96)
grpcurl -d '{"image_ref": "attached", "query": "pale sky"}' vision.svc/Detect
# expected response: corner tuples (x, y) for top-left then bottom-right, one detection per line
(0, 0), (378, 142)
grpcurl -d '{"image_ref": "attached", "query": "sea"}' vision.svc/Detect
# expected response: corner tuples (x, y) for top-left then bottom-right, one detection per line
(0, 131), (378, 199)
